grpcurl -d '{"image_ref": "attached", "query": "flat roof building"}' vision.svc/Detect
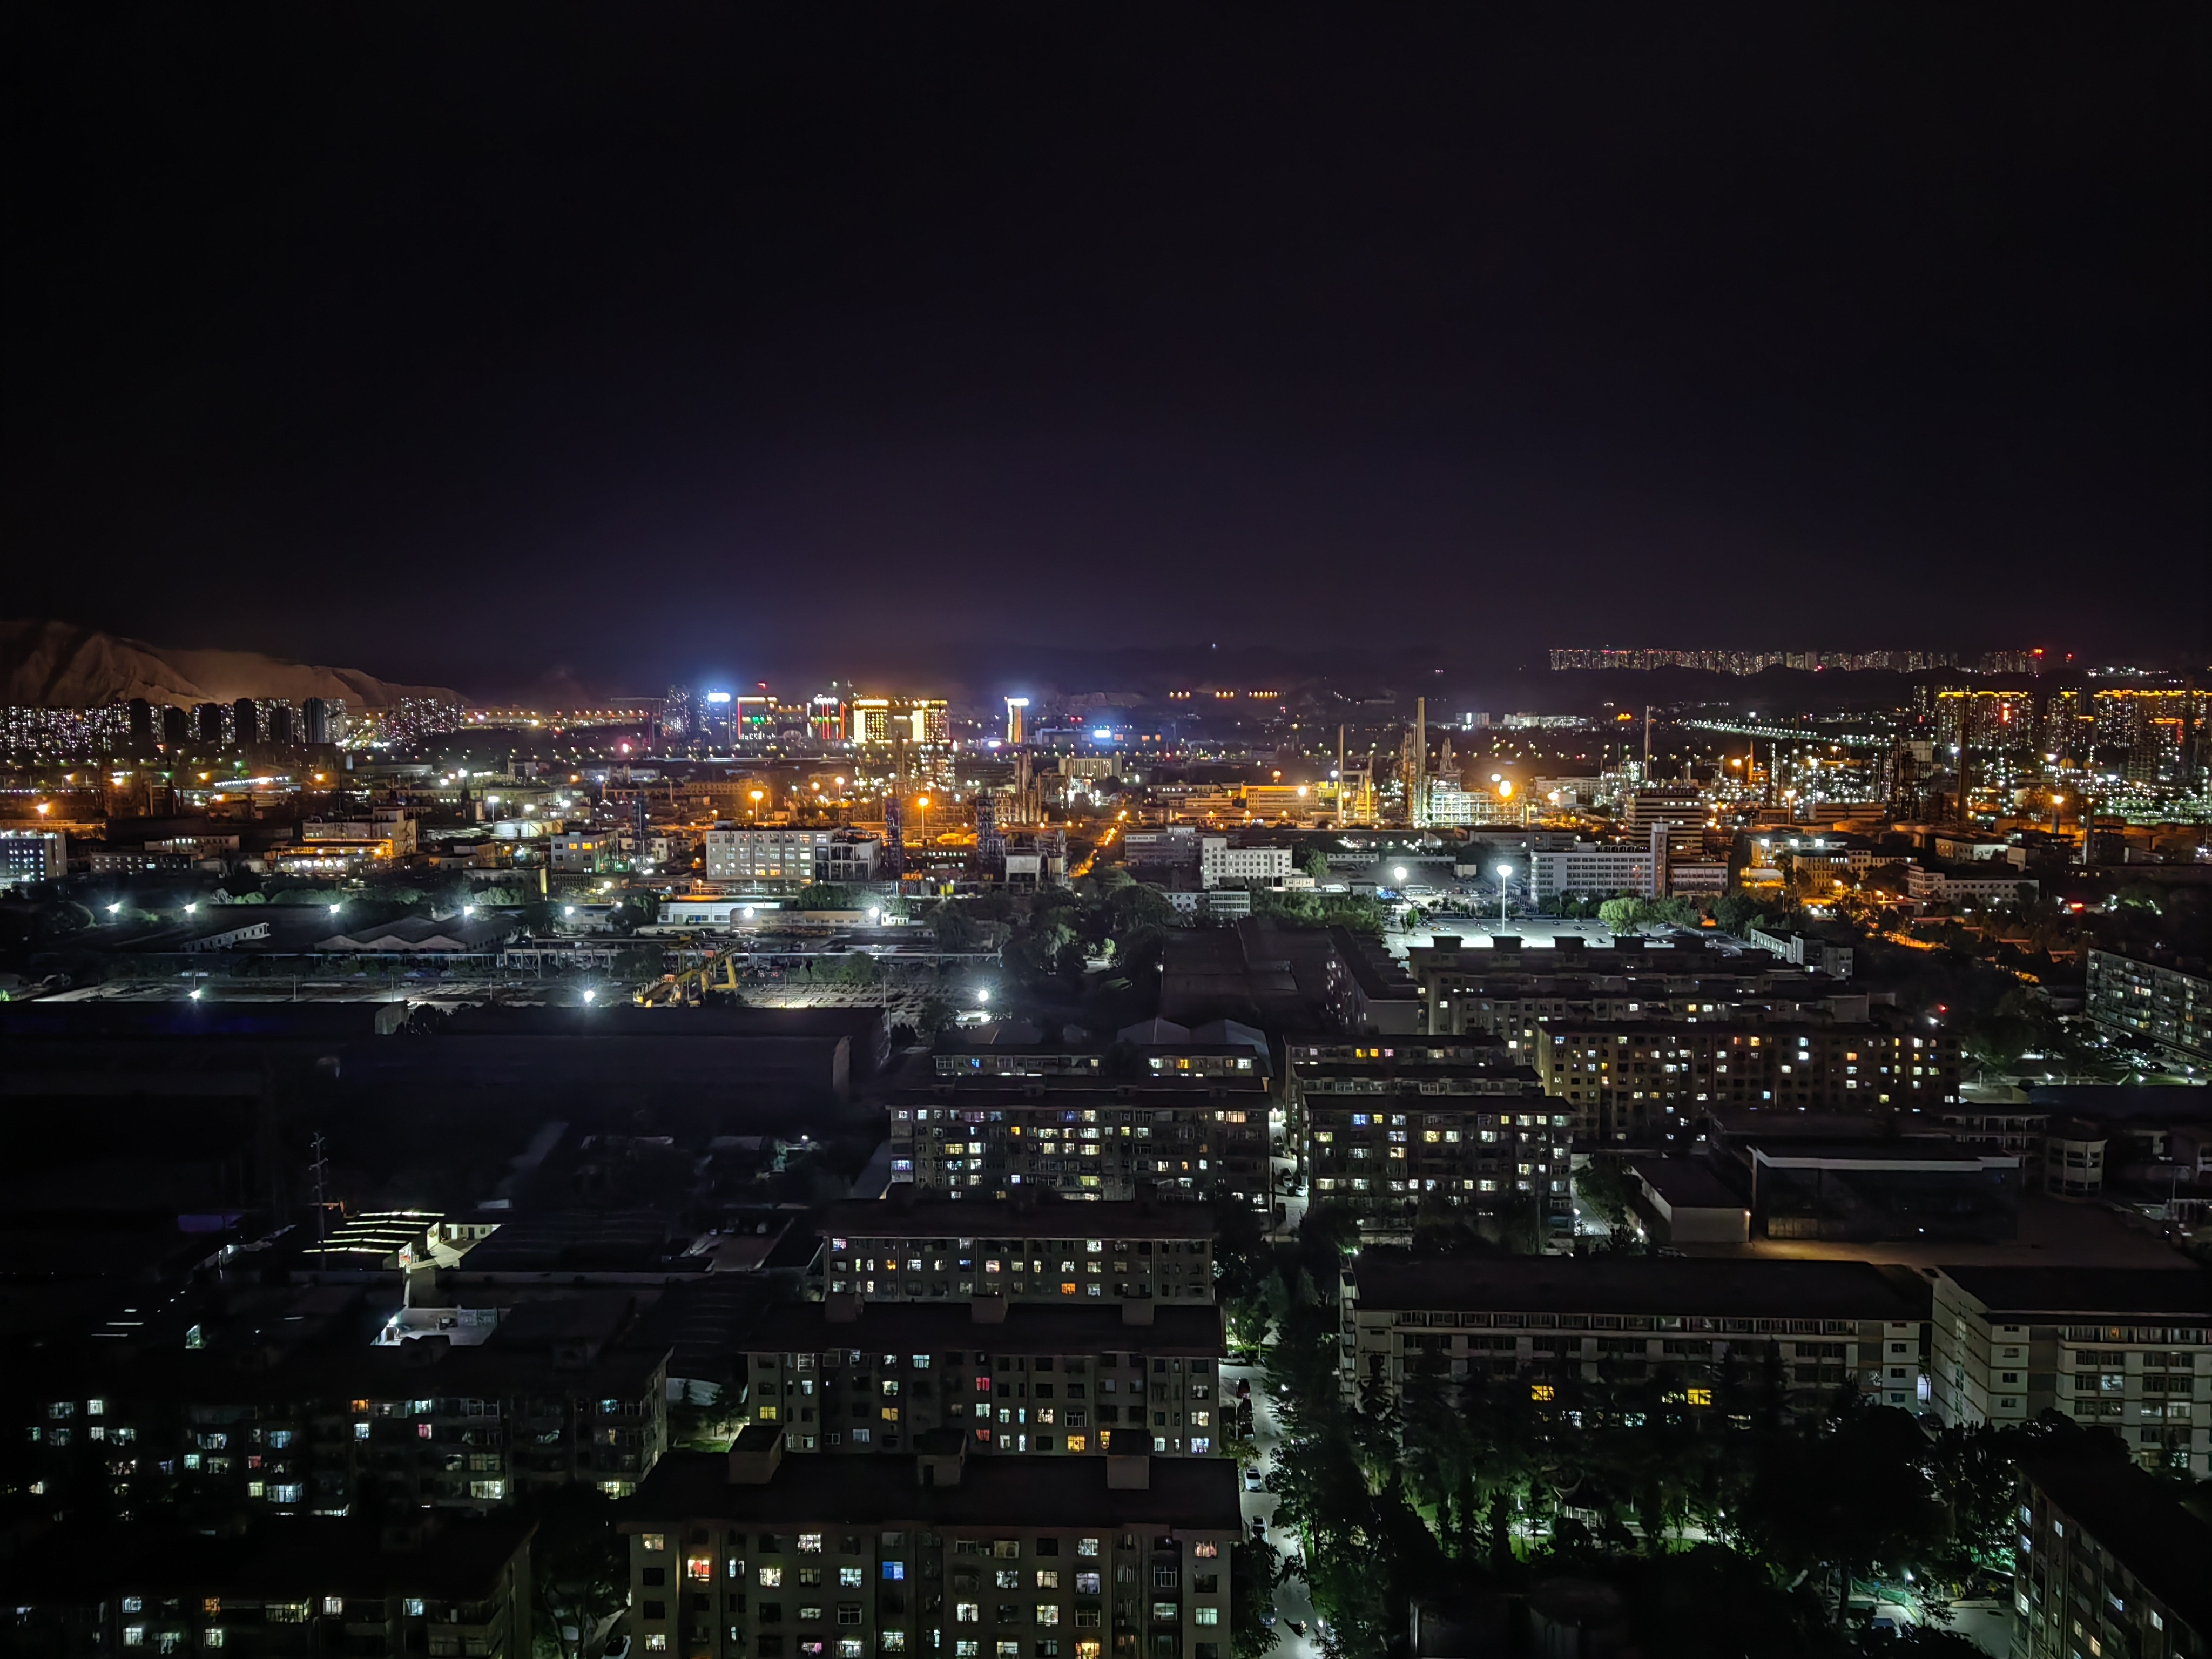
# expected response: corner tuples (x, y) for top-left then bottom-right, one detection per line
(1928, 1266), (2212, 1473)
(619, 1432), (1242, 1659)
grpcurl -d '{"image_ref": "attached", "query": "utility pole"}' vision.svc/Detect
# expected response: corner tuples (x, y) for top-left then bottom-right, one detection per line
(309, 1132), (331, 1271)
(1410, 697), (1427, 828)
(1337, 724), (1346, 831)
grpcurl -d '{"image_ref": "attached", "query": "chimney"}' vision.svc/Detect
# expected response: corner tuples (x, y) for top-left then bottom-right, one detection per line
(1120, 1298), (1155, 1327)
(1105, 1454), (1152, 1491)
(728, 1424), (785, 1486)
(968, 1294), (1009, 1325)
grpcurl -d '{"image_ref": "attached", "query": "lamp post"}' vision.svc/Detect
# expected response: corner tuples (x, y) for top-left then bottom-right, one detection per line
(749, 788), (764, 824)
(1495, 862), (1512, 925)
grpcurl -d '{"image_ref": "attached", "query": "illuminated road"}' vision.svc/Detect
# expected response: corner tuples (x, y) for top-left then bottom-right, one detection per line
(1225, 1361), (1324, 1659)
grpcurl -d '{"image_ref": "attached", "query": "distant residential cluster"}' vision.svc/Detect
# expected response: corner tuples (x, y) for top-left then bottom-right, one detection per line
(1551, 646), (2053, 675)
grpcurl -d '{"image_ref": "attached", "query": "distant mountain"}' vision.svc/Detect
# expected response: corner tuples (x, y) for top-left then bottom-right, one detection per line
(0, 621), (461, 710)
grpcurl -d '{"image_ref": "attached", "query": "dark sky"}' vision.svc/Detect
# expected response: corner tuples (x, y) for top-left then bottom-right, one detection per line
(4, 6), (2205, 696)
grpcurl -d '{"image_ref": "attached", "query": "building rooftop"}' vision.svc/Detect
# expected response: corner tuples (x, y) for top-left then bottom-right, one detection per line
(1935, 1266), (2212, 1319)
(1631, 1158), (1745, 1211)
(2018, 1455), (2212, 1635)
(822, 1198), (1215, 1242)
(622, 1449), (1242, 1531)
(737, 1299), (1225, 1355)
(1746, 1141), (2015, 1171)
(1350, 1253), (1929, 1321)
(0, 1515), (537, 1601)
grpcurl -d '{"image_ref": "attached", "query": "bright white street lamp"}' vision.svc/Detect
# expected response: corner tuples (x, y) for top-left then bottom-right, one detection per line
(329, 903), (342, 915)
(106, 902), (122, 915)
(189, 987), (204, 1000)
(583, 989), (596, 1003)
(1392, 866), (1408, 884)
(1495, 863), (1512, 925)
(978, 988), (992, 1005)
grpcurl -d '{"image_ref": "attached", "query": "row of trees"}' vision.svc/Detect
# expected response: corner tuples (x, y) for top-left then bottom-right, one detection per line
(1240, 1215), (2140, 1658)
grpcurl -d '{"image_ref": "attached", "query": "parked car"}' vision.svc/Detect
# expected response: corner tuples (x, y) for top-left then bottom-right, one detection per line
(1244, 1467), (1264, 1491)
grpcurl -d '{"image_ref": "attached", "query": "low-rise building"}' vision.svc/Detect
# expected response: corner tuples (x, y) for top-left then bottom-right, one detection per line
(1340, 1255), (1930, 1413)
(1528, 841), (1659, 901)
(705, 825), (881, 888)
(818, 1199), (1216, 1308)
(1197, 837), (1292, 890)
(1628, 1158), (1750, 1245)
(1728, 1138), (2020, 1242)
(1927, 1266), (2211, 1473)
(619, 1430), (1242, 1659)
(86, 846), (196, 875)
(734, 1300), (1228, 1456)
(2011, 1455), (2212, 1659)
(1905, 863), (2039, 905)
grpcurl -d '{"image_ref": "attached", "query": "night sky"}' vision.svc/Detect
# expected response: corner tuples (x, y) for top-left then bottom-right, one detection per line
(4, 8), (2204, 696)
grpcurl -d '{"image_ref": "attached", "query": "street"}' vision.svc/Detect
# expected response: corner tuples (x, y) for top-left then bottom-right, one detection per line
(1225, 1360), (1324, 1659)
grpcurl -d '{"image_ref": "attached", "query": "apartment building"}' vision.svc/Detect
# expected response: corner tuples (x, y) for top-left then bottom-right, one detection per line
(21, 1288), (672, 1521)
(1406, 934), (1849, 1043)
(705, 826), (882, 888)
(733, 1300), (1228, 1457)
(1340, 1255), (1930, 1413)
(1534, 1022), (1963, 1143)
(1197, 838), (1293, 890)
(891, 1076), (1272, 1209)
(1527, 841), (1659, 900)
(1927, 1267), (2211, 1474)
(1290, 1043), (1572, 1232)
(0, 1516), (538, 1659)
(2086, 948), (2211, 1069)
(818, 1200), (1216, 1309)
(0, 826), (67, 885)
(619, 1431), (1242, 1659)
(2011, 1456), (2211, 1659)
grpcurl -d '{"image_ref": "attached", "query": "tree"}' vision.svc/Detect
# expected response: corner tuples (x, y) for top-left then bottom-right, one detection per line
(1574, 1159), (1636, 1230)
(1230, 1535), (1281, 1659)
(1304, 849), (1331, 884)
(531, 1485), (628, 1659)
(795, 882), (864, 911)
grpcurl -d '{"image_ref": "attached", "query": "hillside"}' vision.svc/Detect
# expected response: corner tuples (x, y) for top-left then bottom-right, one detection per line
(0, 621), (461, 710)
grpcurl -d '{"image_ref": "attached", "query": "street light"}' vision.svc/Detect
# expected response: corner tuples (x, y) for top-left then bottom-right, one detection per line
(1495, 862), (1512, 925)
(329, 903), (341, 915)
(583, 988), (596, 1004)
(1392, 866), (1408, 884)
(917, 795), (930, 846)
